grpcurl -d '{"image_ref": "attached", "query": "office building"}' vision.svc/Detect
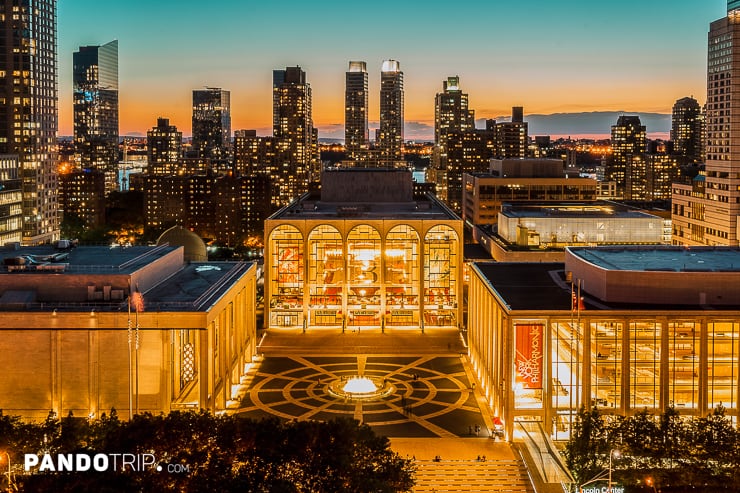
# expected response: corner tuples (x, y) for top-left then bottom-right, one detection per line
(468, 247), (740, 440)
(345, 61), (369, 162)
(673, 4), (740, 246)
(0, 244), (257, 420)
(192, 88), (231, 162)
(671, 96), (704, 164)
(264, 169), (462, 331)
(609, 115), (646, 193)
(273, 66), (319, 202)
(378, 60), (404, 166)
(73, 40), (119, 174)
(462, 159), (598, 226)
(147, 117), (183, 175)
(0, 0), (59, 245)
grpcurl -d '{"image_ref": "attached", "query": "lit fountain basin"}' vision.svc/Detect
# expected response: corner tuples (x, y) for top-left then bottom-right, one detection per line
(327, 376), (394, 401)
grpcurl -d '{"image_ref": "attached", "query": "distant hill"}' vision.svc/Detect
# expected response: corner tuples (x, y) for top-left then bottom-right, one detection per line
(479, 111), (671, 137)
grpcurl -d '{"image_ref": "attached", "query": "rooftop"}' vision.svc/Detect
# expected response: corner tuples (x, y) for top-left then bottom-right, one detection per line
(568, 246), (740, 272)
(0, 244), (177, 274)
(473, 260), (740, 311)
(500, 203), (657, 220)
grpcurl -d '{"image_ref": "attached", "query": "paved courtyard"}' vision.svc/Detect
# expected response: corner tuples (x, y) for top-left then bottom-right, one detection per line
(234, 355), (493, 438)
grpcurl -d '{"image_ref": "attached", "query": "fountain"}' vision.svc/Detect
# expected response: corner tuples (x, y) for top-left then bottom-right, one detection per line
(327, 375), (394, 400)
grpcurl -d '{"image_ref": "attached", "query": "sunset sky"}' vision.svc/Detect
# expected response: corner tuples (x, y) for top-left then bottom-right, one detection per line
(58, 0), (726, 139)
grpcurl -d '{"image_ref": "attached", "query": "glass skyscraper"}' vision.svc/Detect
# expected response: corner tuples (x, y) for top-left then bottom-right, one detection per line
(73, 40), (119, 173)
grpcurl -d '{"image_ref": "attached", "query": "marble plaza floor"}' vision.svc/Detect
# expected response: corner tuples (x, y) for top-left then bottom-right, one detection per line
(233, 354), (494, 438)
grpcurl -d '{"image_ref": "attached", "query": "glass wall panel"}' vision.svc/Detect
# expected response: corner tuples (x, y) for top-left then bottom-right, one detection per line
(592, 321), (623, 409)
(423, 225), (458, 327)
(347, 225), (381, 327)
(384, 225), (420, 327)
(708, 321), (739, 410)
(630, 320), (660, 409)
(307, 225), (343, 326)
(268, 225), (304, 327)
(550, 320), (583, 437)
(669, 321), (699, 410)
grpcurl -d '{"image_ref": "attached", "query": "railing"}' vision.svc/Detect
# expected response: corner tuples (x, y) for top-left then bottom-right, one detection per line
(515, 420), (574, 491)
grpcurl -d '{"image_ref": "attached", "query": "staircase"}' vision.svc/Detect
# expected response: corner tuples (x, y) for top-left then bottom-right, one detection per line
(413, 458), (534, 493)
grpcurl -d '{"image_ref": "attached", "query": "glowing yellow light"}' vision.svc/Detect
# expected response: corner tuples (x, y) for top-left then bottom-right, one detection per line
(343, 377), (377, 394)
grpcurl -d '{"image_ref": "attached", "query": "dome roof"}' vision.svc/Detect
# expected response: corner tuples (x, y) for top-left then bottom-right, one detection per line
(156, 226), (207, 262)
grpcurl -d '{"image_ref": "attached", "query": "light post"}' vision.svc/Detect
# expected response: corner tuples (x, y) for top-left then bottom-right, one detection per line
(1, 451), (13, 492)
(608, 449), (621, 493)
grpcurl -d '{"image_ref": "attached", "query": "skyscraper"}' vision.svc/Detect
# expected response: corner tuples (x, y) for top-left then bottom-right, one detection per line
(345, 61), (369, 163)
(192, 88), (231, 162)
(273, 66), (318, 203)
(0, 0), (59, 245)
(672, 2), (740, 246)
(378, 60), (404, 166)
(429, 76), (489, 212)
(73, 40), (119, 173)
(671, 96), (703, 164)
(147, 117), (183, 175)
(492, 107), (528, 159)
(609, 115), (646, 194)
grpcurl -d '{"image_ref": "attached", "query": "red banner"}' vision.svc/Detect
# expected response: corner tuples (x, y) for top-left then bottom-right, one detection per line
(515, 324), (543, 390)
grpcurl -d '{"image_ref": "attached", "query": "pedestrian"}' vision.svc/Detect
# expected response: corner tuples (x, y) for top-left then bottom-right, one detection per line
(468, 425), (473, 435)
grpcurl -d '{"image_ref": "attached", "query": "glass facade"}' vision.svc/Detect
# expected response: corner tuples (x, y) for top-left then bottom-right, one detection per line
(468, 266), (740, 441)
(266, 221), (461, 331)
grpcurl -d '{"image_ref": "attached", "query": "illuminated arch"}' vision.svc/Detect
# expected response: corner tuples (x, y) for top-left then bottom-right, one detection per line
(347, 225), (382, 326)
(307, 225), (344, 320)
(268, 225), (304, 316)
(423, 225), (459, 327)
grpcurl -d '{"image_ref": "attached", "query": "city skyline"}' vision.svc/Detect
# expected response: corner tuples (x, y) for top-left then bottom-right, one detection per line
(59, 0), (725, 139)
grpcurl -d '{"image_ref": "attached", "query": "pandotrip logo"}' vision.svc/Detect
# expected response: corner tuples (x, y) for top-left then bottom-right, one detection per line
(24, 453), (190, 474)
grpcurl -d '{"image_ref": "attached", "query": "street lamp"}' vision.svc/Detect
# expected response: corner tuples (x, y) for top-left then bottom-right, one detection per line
(645, 477), (657, 493)
(608, 449), (621, 493)
(0, 451), (13, 492)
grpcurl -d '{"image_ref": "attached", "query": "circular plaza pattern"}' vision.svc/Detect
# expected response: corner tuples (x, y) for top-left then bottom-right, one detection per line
(234, 355), (490, 438)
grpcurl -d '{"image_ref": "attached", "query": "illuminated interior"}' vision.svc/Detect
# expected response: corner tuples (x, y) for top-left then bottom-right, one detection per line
(267, 223), (460, 330)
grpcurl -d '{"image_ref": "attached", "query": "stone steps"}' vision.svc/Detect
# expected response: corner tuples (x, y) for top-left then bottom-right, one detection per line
(413, 459), (533, 493)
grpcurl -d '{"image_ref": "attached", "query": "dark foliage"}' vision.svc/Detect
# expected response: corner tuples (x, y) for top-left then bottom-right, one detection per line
(0, 410), (414, 493)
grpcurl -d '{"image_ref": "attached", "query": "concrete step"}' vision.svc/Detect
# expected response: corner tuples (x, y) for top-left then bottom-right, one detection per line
(412, 458), (533, 493)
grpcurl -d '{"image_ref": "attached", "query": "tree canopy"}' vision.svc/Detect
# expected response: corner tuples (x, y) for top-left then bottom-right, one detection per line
(0, 410), (415, 493)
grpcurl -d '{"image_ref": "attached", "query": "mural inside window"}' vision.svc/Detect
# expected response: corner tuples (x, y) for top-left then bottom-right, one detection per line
(423, 225), (458, 327)
(308, 225), (343, 326)
(385, 225), (419, 327)
(347, 225), (381, 327)
(269, 225), (304, 327)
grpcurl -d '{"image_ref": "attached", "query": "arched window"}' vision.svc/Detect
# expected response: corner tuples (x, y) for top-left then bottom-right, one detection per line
(268, 226), (303, 327)
(347, 225), (381, 326)
(385, 225), (420, 327)
(307, 225), (343, 326)
(423, 225), (459, 327)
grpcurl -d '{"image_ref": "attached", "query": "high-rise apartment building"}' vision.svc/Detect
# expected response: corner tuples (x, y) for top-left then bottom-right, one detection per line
(233, 130), (278, 178)
(73, 40), (119, 173)
(434, 76), (475, 144)
(671, 96), (704, 164)
(192, 88), (231, 162)
(273, 66), (318, 203)
(0, 0), (59, 245)
(609, 115), (646, 193)
(378, 60), (404, 166)
(429, 77), (490, 212)
(673, 2), (740, 246)
(345, 61), (369, 163)
(493, 107), (528, 159)
(0, 155), (22, 245)
(147, 118), (183, 175)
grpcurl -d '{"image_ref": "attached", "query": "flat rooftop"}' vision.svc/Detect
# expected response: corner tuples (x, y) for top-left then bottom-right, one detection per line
(0, 244), (178, 274)
(473, 261), (740, 311)
(568, 246), (740, 272)
(501, 203), (658, 220)
(269, 195), (459, 221)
